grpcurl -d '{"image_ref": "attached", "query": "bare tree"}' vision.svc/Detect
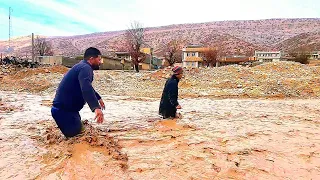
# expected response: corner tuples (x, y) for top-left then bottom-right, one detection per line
(203, 47), (218, 67)
(125, 21), (145, 72)
(289, 51), (309, 64)
(34, 36), (53, 56)
(162, 39), (182, 66)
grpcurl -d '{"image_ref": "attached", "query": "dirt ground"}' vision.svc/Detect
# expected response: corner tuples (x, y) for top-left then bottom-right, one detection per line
(1, 62), (320, 98)
(0, 62), (320, 179)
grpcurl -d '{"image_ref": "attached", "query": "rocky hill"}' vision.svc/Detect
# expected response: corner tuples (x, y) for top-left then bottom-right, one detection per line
(1, 18), (320, 57)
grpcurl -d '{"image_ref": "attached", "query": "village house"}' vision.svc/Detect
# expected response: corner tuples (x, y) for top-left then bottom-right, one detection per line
(150, 56), (163, 69)
(217, 56), (257, 67)
(114, 48), (161, 70)
(139, 48), (152, 70)
(182, 44), (206, 68)
(254, 51), (284, 62)
(310, 51), (320, 60)
(36, 55), (63, 66)
(100, 55), (131, 70)
(61, 55), (132, 70)
(115, 52), (131, 61)
(138, 56), (163, 70)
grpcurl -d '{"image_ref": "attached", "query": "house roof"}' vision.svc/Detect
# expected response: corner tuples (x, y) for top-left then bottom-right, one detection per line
(218, 56), (256, 63)
(255, 51), (282, 53)
(101, 55), (131, 62)
(184, 56), (203, 62)
(183, 47), (209, 52)
(185, 44), (203, 48)
(311, 51), (320, 55)
(115, 52), (130, 55)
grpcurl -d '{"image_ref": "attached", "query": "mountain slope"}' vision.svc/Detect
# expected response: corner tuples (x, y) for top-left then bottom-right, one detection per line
(1, 18), (320, 56)
(275, 31), (320, 52)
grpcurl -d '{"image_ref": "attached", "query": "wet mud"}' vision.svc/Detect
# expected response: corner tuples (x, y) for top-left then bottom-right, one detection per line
(0, 91), (320, 179)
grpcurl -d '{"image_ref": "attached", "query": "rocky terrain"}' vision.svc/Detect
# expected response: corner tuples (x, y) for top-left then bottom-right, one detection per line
(1, 61), (320, 99)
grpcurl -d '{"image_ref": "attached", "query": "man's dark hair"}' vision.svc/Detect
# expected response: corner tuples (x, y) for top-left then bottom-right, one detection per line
(84, 47), (101, 60)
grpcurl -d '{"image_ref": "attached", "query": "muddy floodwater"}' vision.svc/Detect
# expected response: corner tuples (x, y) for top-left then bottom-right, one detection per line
(0, 91), (320, 179)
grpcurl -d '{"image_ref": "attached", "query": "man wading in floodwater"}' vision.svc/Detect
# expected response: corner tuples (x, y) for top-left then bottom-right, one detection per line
(159, 66), (183, 119)
(51, 47), (105, 137)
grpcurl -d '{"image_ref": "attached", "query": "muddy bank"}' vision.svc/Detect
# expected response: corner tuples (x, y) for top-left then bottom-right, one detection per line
(2, 62), (320, 99)
(0, 65), (68, 93)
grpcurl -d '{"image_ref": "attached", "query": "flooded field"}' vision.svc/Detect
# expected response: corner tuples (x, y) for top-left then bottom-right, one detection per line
(1, 91), (320, 179)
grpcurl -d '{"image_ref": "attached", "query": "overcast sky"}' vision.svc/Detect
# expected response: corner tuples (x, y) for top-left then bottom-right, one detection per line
(0, 0), (319, 40)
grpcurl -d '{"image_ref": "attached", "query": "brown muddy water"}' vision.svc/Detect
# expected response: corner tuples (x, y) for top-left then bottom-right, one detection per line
(0, 91), (320, 179)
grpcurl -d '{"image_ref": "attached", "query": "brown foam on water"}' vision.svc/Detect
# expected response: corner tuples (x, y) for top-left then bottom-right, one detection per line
(33, 120), (129, 179)
(40, 100), (52, 107)
(36, 143), (128, 180)
(155, 119), (192, 131)
(155, 119), (186, 131)
(0, 100), (23, 113)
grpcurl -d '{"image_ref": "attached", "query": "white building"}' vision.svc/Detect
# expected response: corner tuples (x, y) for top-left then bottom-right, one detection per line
(254, 51), (283, 62)
(310, 51), (320, 60)
(115, 52), (132, 61)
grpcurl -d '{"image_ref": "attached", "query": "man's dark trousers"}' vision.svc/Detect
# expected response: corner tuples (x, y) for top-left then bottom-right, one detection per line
(51, 106), (82, 138)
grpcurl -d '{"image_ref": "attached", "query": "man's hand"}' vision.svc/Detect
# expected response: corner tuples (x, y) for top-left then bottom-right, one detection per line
(98, 99), (105, 110)
(176, 105), (182, 109)
(94, 108), (104, 124)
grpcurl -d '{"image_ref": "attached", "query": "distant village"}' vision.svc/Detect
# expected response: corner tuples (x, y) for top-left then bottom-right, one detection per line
(1, 44), (320, 70)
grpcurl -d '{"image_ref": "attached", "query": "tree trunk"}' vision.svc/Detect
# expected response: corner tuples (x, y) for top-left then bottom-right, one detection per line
(134, 64), (139, 72)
